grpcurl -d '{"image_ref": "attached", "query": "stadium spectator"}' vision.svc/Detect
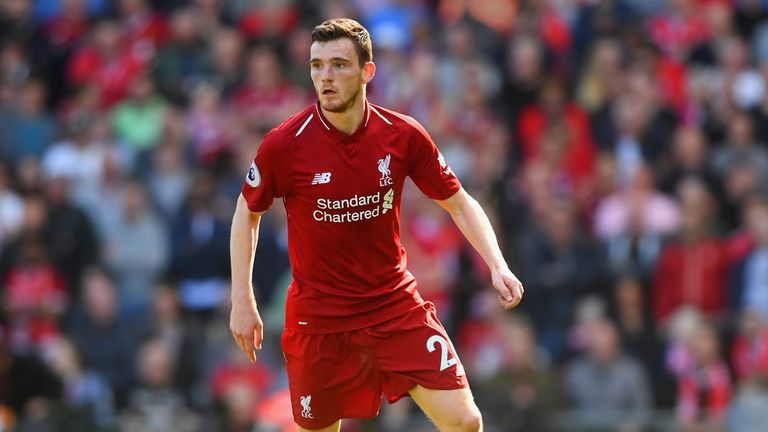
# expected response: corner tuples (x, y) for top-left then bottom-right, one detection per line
(594, 164), (680, 279)
(467, 308), (559, 431)
(2, 78), (56, 162)
(652, 177), (728, 325)
(170, 172), (230, 316)
(591, 67), (677, 178)
(563, 317), (652, 431)
(118, 337), (200, 432)
(0, 164), (23, 248)
(711, 111), (768, 214)
(41, 335), (115, 429)
(2, 233), (67, 352)
(117, 0), (168, 59)
(726, 380), (768, 432)
(0, 327), (62, 426)
(400, 194), (463, 314)
(675, 322), (732, 428)
(730, 308), (768, 383)
(499, 33), (545, 134)
(99, 179), (169, 314)
(231, 44), (309, 131)
(186, 81), (234, 166)
(516, 197), (602, 360)
(609, 274), (673, 407)
(67, 19), (147, 108)
(111, 73), (167, 154)
(42, 109), (107, 202)
(67, 267), (140, 404)
(517, 77), (596, 187)
(205, 28), (245, 98)
(146, 140), (193, 222)
(153, 7), (207, 106)
(730, 195), (768, 319)
(575, 37), (624, 113)
(138, 280), (203, 403)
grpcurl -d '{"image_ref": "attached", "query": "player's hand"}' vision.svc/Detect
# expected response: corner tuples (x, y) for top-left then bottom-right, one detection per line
(491, 267), (524, 310)
(230, 295), (263, 363)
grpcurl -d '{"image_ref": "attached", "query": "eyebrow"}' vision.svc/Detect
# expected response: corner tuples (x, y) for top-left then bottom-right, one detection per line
(309, 57), (352, 63)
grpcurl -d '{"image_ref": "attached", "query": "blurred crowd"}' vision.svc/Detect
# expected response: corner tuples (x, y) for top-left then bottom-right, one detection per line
(2, 0), (768, 431)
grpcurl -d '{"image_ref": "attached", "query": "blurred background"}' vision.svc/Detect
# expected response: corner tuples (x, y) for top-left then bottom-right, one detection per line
(2, 0), (768, 431)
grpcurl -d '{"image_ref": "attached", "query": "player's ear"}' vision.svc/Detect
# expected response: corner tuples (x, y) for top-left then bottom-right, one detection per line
(362, 61), (376, 84)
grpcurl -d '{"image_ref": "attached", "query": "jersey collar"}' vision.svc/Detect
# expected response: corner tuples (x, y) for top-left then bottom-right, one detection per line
(314, 100), (372, 142)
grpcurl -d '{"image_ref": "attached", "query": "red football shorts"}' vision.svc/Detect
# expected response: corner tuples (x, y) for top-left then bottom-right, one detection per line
(281, 301), (468, 429)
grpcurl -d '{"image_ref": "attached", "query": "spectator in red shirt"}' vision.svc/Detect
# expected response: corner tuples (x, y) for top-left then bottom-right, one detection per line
(652, 177), (729, 325)
(231, 45), (309, 130)
(117, 0), (168, 62)
(517, 77), (596, 187)
(41, 0), (89, 49)
(646, 0), (711, 60)
(731, 309), (768, 382)
(2, 233), (68, 352)
(676, 323), (731, 427)
(67, 19), (146, 108)
(400, 191), (463, 313)
(209, 346), (274, 406)
(237, 0), (299, 41)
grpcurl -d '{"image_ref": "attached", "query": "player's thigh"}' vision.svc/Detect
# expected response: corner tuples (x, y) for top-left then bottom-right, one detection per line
(297, 420), (341, 432)
(409, 385), (482, 432)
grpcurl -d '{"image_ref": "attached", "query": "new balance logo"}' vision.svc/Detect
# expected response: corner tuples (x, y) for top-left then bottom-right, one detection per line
(311, 172), (332, 185)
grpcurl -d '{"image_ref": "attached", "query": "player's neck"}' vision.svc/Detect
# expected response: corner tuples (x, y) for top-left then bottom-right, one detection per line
(321, 92), (366, 136)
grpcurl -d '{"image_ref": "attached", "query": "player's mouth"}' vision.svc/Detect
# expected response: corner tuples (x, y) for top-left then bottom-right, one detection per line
(322, 89), (337, 96)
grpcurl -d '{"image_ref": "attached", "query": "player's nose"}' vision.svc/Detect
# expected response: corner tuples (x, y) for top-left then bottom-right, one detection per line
(319, 65), (334, 81)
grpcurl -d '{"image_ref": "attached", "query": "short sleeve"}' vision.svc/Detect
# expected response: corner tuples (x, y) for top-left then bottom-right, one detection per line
(240, 131), (288, 212)
(406, 118), (461, 200)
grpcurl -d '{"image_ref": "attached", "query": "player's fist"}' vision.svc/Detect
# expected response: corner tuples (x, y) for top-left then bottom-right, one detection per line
(491, 267), (524, 310)
(230, 296), (264, 363)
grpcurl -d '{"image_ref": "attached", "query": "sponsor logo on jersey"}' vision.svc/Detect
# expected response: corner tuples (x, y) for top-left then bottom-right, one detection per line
(311, 172), (332, 185)
(312, 188), (396, 223)
(378, 154), (393, 186)
(300, 395), (313, 418)
(246, 162), (261, 187)
(382, 188), (394, 214)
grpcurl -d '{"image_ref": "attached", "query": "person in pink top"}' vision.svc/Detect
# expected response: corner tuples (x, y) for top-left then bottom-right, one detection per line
(229, 18), (523, 432)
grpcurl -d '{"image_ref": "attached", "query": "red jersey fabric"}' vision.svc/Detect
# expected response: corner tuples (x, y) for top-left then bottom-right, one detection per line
(241, 101), (461, 334)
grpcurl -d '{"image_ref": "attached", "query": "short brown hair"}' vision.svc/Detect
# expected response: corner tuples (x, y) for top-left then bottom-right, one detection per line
(312, 18), (372, 66)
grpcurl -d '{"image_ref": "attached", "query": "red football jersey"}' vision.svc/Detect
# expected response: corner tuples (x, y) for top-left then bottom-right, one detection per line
(241, 101), (461, 333)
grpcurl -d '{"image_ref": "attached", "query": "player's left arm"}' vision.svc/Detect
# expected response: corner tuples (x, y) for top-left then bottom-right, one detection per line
(436, 187), (523, 309)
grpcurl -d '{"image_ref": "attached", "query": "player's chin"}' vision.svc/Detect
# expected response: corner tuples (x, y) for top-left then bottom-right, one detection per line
(319, 98), (343, 113)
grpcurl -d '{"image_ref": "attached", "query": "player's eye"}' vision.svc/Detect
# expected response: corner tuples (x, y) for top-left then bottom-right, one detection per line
(311, 63), (322, 70)
(333, 63), (345, 70)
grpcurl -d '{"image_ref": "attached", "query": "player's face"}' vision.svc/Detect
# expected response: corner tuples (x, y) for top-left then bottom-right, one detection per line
(310, 38), (374, 113)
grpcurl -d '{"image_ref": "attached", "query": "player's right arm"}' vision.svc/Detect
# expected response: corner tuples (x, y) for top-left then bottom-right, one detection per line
(229, 193), (264, 363)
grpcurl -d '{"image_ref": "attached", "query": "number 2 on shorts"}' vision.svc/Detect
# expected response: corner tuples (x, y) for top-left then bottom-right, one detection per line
(426, 335), (457, 371)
